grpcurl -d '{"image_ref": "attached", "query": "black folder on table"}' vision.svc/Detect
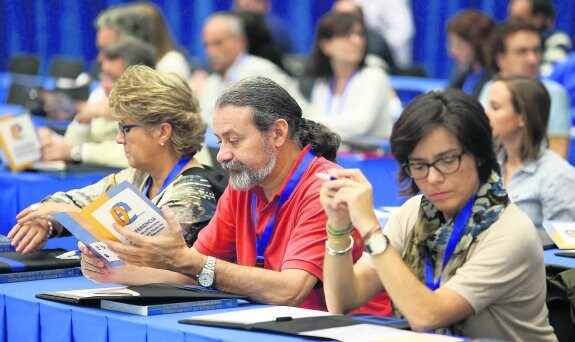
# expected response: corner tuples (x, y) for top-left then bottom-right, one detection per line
(180, 314), (410, 339)
(36, 283), (247, 308)
(0, 248), (80, 273)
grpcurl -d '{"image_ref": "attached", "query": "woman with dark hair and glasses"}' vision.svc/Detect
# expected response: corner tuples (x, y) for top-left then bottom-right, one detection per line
(319, 89), (555, 340)
(486, 75), (575, 246)
(306, 12), (397, 140)
(8, 66), (226, 254)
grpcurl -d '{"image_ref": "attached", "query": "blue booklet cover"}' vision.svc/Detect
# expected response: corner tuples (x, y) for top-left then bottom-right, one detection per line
(101, 297), (238, 316)
(0, 267), (81, 284)
(0, 235), (14, 252)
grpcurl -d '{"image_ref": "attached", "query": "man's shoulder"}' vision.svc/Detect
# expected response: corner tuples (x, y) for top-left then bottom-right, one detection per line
(242, 55), (283, 74)
(542, 79), (568, 96)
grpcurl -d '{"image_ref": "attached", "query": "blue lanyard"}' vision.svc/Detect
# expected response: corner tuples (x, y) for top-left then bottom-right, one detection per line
(251, 150), (315, 267)
(143, 157), (191, 197)
(424, 196), (475, 291)
(326, 70), (358, 117)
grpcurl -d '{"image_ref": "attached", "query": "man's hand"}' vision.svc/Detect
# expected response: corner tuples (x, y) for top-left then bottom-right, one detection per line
(75, 98), (110, 124)
(41, 135), (73, 161)
(106, 206), (194, 271)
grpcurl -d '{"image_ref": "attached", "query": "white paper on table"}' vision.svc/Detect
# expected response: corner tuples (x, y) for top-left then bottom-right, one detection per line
(188, 305), (334, 324)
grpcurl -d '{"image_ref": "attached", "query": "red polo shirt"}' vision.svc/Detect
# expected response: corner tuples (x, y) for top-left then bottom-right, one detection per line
(195, 145), (391, 313)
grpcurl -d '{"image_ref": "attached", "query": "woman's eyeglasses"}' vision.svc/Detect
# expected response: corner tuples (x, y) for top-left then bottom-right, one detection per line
(118, 122), (142, 137)
(404, 152), (465, 180)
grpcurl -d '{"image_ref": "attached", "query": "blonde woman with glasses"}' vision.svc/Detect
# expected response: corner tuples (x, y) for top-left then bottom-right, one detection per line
(8, 66), (226, 254)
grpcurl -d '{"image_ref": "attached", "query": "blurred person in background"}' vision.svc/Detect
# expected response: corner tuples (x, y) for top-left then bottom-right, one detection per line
(233, 0), (294, 55)
(194, 12), (307, 126)
(485, 75), (575, 246)
(129, 2), (191, 80)
(40, 37), (155, 168)
(508, 0), (571, 76)
(331, 0), (397, 74)
(306, 12), (396, 140)
(479, 19), (571, 159)
(353, 0), (415, 69)
(446, 10), (496, 99)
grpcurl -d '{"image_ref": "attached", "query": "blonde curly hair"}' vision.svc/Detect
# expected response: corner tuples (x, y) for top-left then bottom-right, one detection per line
(109, 65), (206, 158)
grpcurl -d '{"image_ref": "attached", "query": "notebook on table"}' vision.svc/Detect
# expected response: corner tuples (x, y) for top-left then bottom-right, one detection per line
(0, 248), (81, 283)
(542, 221), (575, 257)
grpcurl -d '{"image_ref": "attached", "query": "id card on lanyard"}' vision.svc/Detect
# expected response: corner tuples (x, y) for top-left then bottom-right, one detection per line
(425, 196), (475, 291)
(251, 150), (315, 267)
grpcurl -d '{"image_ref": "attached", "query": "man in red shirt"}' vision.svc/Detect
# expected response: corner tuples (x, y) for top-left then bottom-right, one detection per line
(80, 76), (388, 312)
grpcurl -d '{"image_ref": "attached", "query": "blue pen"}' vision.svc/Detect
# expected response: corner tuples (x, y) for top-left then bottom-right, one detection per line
(56, 249), (82, 259)
(315, 173), (336, 181)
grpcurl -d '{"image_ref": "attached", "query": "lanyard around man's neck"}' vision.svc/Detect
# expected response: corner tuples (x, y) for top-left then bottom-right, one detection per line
(251, 149), (315, 267)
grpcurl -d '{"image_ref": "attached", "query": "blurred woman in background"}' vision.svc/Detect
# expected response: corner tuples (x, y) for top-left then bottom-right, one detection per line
(306, 12), (396, 140)
(446, 10), (495, 99)
(129, 2), (191, 80)
(486, 75), (575, 245)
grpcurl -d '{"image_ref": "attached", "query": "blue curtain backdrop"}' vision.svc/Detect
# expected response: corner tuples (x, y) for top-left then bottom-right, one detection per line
(1, 0), (574, 79)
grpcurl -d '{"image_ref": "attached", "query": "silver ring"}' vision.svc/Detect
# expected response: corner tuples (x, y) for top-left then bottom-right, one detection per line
(29, 203), (40, 211)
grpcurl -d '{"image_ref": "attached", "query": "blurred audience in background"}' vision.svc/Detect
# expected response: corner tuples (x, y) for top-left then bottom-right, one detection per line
(192, 12), (307, 127)
(331, 0), (396, 75)
(353, 0), (415, 70)
(485, 75), (575, 246)
(446, 10), (496, 99)
(233, 0), (294, 55)
(233, 10), (286, 72)
(507, 0), (571, 76)
(480, 19), (571, 159)
(129, 2), (191, 80)
(40, 37), (155, 168)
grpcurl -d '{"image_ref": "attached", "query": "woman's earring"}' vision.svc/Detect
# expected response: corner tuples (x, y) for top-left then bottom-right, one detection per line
(160, 141), (165, 146)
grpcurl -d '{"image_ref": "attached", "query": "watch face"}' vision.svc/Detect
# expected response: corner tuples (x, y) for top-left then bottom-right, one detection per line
(198, 270), (214, 287)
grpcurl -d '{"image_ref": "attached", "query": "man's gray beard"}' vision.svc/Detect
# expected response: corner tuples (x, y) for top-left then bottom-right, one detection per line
(221, 140), (277, 191)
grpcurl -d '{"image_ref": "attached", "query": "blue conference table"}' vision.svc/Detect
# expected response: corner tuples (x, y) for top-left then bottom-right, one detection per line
(0, 167), (117, 235)
(1, 246), (573, 342)
(0, 276), (310, 342)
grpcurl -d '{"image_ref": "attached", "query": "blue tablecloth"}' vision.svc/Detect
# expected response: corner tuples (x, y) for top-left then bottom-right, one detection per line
(0, 168), (115, 235)
(0, 276), (310, 342)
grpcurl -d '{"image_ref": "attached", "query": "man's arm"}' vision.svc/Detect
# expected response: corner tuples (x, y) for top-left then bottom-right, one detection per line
(106, 207), (319, 306)
(179, 249), (318, 306)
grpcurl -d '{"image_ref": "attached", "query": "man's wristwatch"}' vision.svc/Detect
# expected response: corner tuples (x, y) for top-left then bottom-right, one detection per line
(364, 231), (389, 256)
(197, 256), (216, 288)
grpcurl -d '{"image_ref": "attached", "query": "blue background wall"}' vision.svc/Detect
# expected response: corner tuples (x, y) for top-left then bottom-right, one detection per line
(1, 0), (575, 79)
